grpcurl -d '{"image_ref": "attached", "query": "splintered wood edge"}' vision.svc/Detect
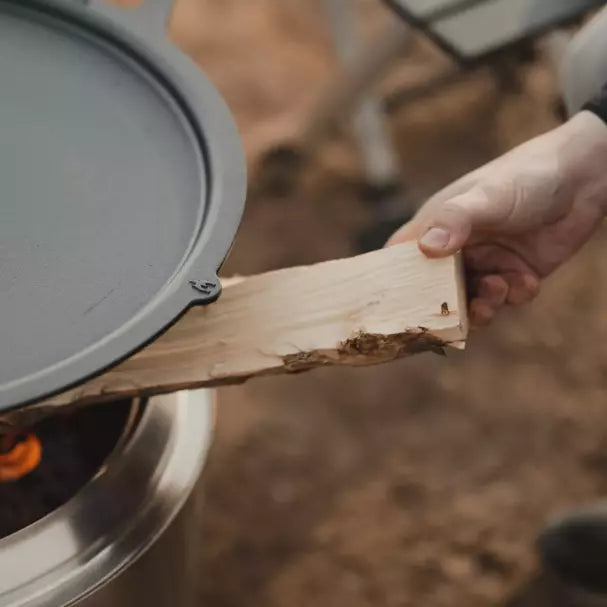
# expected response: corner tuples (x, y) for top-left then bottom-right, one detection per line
(24, 243), (468, 416)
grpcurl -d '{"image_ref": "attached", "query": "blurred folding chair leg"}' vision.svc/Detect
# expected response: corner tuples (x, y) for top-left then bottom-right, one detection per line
(544, 30), (574, 74)
(253, 0), (413, 225)
(316, 0), (418, 250)
(252, 2), (410, 201)
(560, 6), (607, 116)
(303, 0), (410, 170)
(539, 29), (574, 121)
(353, 97), (401, 191)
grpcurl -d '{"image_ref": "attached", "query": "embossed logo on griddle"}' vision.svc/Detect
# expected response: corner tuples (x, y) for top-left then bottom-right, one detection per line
(189, 280), (218, 296)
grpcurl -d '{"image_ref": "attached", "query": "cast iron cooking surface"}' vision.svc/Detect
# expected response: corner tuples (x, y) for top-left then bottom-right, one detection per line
(0, 1), (245, 411)
(0, 8), (203, 384)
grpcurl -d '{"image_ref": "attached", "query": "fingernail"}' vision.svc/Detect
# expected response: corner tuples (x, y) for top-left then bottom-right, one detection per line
(420, 227), (450, 250)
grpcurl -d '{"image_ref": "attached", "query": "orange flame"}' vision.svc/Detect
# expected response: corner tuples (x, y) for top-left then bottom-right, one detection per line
(0, 434), (42, 482)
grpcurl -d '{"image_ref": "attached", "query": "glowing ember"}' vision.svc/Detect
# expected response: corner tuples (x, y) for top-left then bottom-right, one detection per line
(0, 434), (42, 482)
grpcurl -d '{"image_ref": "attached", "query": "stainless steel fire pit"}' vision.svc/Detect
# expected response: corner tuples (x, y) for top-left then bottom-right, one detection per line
(0, 389), (214, 607)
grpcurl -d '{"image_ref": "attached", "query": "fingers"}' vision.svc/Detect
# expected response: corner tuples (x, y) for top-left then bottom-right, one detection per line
(385, 184), (481, 251)
(470, 299), (496, 326)
(387, 178), (520, 257)
(385, 199), (474, 254)
(386, 198), (475, 256)
(473, 275), (509, 307)
(419, 185), (517, 257)
(417, 196), (478, 257)
(385, 221), (417, 247)
(505, 272), (540, 305)
(468, 272), (540, 326)
(468, 275), (508, 326)
(385, 187), (542, 327)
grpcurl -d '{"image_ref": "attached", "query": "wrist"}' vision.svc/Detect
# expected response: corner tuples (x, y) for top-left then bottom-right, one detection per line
(557, 110), (607, 216)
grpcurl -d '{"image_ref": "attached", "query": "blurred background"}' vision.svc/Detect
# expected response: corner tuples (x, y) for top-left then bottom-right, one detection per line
(114, 1), (607, 604)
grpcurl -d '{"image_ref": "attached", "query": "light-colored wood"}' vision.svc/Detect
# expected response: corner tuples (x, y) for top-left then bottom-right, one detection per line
(10, 243), (467, 424)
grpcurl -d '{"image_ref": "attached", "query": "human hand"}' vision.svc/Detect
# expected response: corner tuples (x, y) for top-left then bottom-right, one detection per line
(388, 111), (607, 325)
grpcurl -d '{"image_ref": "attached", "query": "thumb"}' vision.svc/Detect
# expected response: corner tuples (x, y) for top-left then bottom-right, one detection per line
(417, 186), (506, 257)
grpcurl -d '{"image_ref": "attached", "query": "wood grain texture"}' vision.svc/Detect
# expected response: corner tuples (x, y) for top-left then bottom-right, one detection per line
(9, 243), (467, 424)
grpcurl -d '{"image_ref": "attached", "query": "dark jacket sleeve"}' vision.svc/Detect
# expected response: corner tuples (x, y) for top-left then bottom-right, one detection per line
(583, 82), (607, 123)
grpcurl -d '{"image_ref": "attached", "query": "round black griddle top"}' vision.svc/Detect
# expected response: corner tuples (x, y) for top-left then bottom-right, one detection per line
(0, 0), (246, 412)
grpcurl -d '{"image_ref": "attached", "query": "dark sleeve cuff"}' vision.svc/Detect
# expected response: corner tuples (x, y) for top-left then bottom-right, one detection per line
(583, 83), (607, 124)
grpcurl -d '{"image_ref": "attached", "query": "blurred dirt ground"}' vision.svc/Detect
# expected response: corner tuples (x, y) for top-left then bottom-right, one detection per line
(165, 1), (607, 605)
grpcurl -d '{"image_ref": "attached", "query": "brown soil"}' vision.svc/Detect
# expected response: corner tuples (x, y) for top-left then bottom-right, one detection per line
(166, 2), (607, 605)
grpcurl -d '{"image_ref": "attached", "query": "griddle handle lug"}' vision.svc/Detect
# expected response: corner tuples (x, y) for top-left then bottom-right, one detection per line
(188, 276), (222, 306)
